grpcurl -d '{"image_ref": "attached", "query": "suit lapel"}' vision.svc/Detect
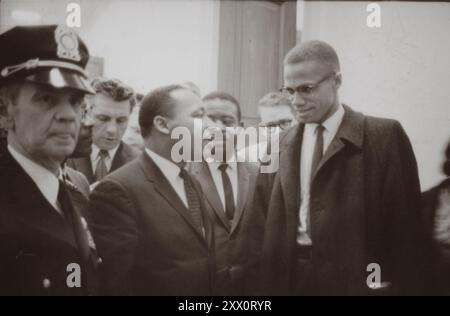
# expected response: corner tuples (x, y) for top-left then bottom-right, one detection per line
(312, 105), (364, 182)
(279, 125), (304, 247)
(191, 162), (230, 232)
(280, 125), (303, 213)
(138, 153), (208, 245)
(193, 180), (215, 249)
(230, 163), (250, 234)
(110, 142), (124, 173)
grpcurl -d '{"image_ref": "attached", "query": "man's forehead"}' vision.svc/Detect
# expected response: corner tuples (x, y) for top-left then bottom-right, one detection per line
(91, 96), (130, 116)
(92, 93), (129, 107)
(284, 60), (331, 85)
(260, 105), (293, 123)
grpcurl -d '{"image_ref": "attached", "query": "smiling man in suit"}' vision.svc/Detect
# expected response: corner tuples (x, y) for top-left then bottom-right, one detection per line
(189, 91), (260, 295)
(0, 25), (99, 295)
(255, 40), (427, 295)
(89, 84), (215, 295)
(68, 77), (140, 185)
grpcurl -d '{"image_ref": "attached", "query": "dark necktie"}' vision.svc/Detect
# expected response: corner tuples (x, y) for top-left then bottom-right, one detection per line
(57, 179), (91, 264)
(310, 125), (324, 183)
(94, 150), (109, 181)
(179, 168), (205, 235)
(218, 163), (235, 221)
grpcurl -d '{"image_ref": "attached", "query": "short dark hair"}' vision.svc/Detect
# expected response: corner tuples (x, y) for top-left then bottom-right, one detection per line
(202, 91), (241, 121)
(139, 84), (186, 138)
(90, 77), (135, 109)
(284, 40), (340, 74)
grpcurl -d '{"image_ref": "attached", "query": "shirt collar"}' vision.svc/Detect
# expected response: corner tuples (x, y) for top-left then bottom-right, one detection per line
(144, 148), (183, 182)
(91, 143), (120, 161)
(304, 103), (345, 135)
(8, 144), (60, 210)
(322, 103), (345, 135)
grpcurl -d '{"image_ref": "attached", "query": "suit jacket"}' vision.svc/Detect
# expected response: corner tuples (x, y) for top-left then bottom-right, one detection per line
(255, 105), (426, 295)
(0, 149), (99, 296)
(189, 161), (259, 295)
(89, 152), (215, 296)
(67, 141), (140, 184)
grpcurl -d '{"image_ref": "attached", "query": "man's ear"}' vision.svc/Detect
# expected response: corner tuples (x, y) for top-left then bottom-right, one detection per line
(335, 72), (342, 89)
(153, 115), (170, 135)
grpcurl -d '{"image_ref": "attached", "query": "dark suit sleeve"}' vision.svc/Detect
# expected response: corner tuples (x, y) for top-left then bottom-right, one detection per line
(381, 121), (427, 294)
(89, 179), (139, 295)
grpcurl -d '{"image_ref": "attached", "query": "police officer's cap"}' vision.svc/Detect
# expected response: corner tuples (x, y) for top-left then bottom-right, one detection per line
(0, 24), (95, 94)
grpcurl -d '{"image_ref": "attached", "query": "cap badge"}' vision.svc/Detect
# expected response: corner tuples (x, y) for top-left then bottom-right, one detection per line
(54, 25), (81, 62)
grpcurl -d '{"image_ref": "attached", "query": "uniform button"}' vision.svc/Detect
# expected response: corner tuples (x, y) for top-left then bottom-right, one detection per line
(98, 257), (103, 264)
(42, 278), (51, 289)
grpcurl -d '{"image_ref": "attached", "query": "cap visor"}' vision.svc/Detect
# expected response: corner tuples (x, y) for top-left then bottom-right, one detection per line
(24, 68), (95, 94)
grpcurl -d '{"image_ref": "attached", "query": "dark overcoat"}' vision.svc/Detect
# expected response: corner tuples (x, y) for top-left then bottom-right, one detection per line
(255, 105), (426, 295)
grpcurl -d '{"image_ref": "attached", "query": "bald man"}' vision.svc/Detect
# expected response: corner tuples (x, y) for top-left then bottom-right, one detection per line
(254, 40), (427, 295)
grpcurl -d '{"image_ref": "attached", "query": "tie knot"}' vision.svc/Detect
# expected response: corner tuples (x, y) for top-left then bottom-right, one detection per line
(99, 150), (109, 159)
(218, 163), (228, 172)
(316, 124), (324, 134)
(179, 167), (189, 180)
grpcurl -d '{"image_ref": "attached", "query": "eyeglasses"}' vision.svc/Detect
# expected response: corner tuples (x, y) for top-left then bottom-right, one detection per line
(280, 72), (338, 99)
(259, 119), (293, 130)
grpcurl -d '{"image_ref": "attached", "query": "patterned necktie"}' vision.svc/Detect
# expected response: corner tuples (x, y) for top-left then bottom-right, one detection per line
(310, 124), (324, 184)
(94, 149), (109, 181)
(218, 163), (235, 221)
(179, 168), (205, 235)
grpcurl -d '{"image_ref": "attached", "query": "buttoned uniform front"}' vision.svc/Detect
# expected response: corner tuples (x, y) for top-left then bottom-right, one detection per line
(0, 24), (99, 295)
(0, 147), (99, 295)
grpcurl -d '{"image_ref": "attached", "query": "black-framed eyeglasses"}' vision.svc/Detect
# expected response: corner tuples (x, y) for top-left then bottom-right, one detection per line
(259, 119), (293, 130)
(280, 72), (338, 99)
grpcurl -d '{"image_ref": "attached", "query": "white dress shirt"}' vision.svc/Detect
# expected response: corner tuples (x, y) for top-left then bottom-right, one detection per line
(8, 145), (62, 214)
(145, 148), (189, 208)
(297, 104), (345, 245)
(90, 144), (120, 174)
(208, 160), (238, 211)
